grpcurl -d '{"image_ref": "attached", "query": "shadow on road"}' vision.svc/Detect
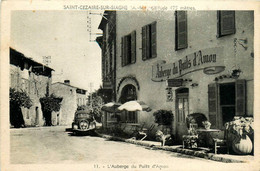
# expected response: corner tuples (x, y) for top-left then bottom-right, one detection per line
(66, 130), (99, 137)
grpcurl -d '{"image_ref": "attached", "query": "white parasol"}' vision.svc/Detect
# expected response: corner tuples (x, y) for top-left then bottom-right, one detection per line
(118, 100), (152, 112)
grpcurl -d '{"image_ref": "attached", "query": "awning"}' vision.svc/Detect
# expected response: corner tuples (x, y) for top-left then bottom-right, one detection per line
(101, 102), (122, 113)
(118, 100), (152, 112)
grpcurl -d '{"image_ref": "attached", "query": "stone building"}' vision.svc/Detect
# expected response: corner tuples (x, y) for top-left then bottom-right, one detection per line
(51, 81), (87, 125)
(10, 47), (54, 127)
(97, 11), (254, 141)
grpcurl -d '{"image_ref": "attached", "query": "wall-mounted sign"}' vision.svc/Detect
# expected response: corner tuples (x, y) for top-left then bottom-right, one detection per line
(152, 47), (225, 82)
(103, 81), (112, 89)
(167, 79), (183, 87)
(166, 88), (173, 102)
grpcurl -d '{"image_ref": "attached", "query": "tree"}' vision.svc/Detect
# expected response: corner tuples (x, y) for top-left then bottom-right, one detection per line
(9, 88), (32, 128)
(87, 90), (104, 122)
(40, 94), (62, 126)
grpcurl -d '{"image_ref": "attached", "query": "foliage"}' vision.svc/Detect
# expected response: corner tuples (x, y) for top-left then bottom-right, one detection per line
(77, 105), (88, 111)
(40, 93), (62, 126)
(183, 134), (198, 149)
(153, 110), (173, 126)
(202, 121), (211, 129)
(87, 90), (104, 122)
(40, 93), (63, 112)
(9, 88), (32, 108)
(96, 86), (113, 104)
(186, 113), (207, 128)
(226, 116), (254, 138)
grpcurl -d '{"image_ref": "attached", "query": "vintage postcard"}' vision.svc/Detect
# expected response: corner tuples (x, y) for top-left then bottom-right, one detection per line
(1, 0), (259, 171)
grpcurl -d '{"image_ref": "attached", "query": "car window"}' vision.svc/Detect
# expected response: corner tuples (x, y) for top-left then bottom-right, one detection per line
(76, 113), (90, 118)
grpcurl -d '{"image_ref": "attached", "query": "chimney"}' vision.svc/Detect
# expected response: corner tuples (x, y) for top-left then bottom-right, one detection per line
(64, 80), (70, 85)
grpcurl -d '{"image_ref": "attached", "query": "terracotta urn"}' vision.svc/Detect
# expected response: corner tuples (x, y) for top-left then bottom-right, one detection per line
(232, 134), (253, 155)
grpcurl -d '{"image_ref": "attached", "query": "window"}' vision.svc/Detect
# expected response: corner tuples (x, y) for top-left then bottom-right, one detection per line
(208, 80), (246, 129)
(217, 11), (236, 37)
(142, 21), (157, 60)
(175, 11), (188, 50)
(121, 31), (136, 66)
(120, 111), (137, 123)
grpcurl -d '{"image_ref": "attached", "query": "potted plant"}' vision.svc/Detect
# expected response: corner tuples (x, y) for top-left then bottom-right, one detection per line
(226, 116), (254, 155)
(202, 121), (211, 130)
(153, 110), (174, 145)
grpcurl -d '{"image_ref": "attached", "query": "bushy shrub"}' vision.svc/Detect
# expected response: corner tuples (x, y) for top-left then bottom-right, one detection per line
(10, 88), (32, 108)
(40, 94), (62, 126)
(153, 110), (173, 126)
(9, 88), (32, 128)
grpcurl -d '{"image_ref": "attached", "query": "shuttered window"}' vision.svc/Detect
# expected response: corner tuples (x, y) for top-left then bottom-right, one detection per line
(121, 31), (136, 67)
(208, 80), (246, 129)
(175, 11), (188, 50)
(217, 11), (236, 37)
(142, 21), (157, 60)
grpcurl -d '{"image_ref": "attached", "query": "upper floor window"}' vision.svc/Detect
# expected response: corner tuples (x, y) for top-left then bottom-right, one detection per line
(217, 11), (236, 37)
(121, 31), (136, 67)
(142, 21), (157, 60)
(175, 11), (188, 50)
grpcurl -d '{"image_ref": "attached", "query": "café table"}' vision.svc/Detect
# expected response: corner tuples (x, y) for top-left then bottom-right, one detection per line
(196, 128), (221, 147)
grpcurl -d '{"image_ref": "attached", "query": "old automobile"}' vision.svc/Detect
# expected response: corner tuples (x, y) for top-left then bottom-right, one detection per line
(71, 108), (96, 135)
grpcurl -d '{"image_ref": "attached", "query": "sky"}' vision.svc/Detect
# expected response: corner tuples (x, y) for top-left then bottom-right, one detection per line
(10, 10), (103, 92)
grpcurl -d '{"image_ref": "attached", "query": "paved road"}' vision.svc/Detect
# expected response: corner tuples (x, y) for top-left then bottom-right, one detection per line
(10, 126), (255, 171)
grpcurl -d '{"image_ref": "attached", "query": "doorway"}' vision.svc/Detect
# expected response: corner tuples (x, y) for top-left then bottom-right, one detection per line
(176, 88), (189, 141)
(119, 84), (138, 123)
(35, 107), (39, 126)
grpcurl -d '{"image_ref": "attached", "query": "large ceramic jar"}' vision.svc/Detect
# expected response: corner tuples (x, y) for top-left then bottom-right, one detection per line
(232, 134), (253, 155)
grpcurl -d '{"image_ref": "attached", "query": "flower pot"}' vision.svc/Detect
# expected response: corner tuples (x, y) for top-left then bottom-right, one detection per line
(232, 135), (253, 155)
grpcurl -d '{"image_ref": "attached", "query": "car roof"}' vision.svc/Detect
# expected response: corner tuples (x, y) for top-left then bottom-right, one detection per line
(76, 109), (92, 114)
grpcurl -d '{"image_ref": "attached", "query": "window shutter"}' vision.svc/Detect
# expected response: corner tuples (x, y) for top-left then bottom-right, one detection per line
(131, 31), (136, 64)
(146, 25), (151, 59)
(142, 26), (147, 60)
(218, 11), (236, 37)
(121, 37), (125, 67)
(125, 36), (130, 65)
(151, 22), (157, 58)
(235, 79), (246, 116)
(208, 83), (218, 128)
(175, 11), (188, 50)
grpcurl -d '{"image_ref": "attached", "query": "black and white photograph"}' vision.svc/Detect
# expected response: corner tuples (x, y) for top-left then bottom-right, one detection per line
(1, 1), (259, 171)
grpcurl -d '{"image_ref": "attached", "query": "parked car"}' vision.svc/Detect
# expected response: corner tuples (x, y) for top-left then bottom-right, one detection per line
(71, 108), (96, 135)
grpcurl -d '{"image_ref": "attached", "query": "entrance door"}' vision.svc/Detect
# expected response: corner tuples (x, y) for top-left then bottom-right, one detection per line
(176, 88), (189, 141)
(35, 107), (39, 126)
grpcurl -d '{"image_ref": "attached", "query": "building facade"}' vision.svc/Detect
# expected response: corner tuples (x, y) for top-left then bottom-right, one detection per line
(97, 11), (117, 103)
(10, 48), (54, 127)
(98, 11), (254, 140)
(51, 81), (87, 125)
